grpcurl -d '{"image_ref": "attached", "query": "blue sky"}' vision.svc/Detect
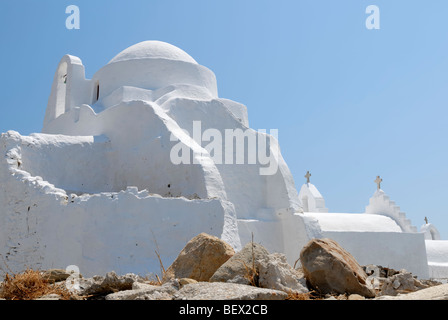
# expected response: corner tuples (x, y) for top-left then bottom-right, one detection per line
(1, 1), (447, 239)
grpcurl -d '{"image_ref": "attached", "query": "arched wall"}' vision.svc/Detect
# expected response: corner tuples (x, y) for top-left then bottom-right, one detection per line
(91, 59), (218, 102)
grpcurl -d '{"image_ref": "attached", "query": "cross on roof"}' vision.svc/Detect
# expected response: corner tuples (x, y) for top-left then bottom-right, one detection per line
(425, 216), (429, 224)
(374, 175), (382, 190)
(305, 171), (311, 184)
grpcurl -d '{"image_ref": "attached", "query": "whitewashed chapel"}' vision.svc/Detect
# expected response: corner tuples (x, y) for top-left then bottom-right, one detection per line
(0, 41), (447, 279)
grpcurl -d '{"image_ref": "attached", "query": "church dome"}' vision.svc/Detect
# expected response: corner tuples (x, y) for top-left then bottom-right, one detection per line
(108, 41), (198, 65)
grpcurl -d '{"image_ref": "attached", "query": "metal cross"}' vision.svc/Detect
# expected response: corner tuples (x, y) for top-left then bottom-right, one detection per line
(424, 217), (429, 224)
(374, 175), (382, 190)
(305, 171), (311, 184)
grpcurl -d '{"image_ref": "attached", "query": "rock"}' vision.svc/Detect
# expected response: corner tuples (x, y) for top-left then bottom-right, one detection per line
(380, 271), (428, 296)
(348, 294), (365, 300)
(363, 264), (399, 278)
(78, 271), (144, 296)
(258, 253), (308, 294)
(163, 233), (235, 282)
(375, 283), (448, 300)
(41, 269), (71, 283)
(105, 280), (180, 300)
(300, 238), (376, 298)
(210, 242), (270, 285)
(179, 278), (198, 287)
(35, 293), (62, 300)
(173, 282), (288, 300)
(134, 291), (173, 300)
(132, 282), (156, 290)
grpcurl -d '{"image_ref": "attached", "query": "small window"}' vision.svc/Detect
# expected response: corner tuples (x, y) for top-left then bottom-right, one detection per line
(93, 81), (100, 103)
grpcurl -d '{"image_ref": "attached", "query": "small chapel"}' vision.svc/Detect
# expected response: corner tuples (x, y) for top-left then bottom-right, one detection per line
(0, 40), (447, 280)
(298, 171), (448, 280)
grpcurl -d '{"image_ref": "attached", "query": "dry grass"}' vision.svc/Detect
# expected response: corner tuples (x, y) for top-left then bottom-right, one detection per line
(236, 234), (259, 287)
(286, 291), (313, 300)
(286, 289), (324, 300)
(0, 268), (75, 300)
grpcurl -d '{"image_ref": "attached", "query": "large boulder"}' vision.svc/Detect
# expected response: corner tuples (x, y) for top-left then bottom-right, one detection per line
(209, 242), (270, 285)
(258, 253), (308, 294)
(300, 238), (376, 298)
(163, 233), (235, 282)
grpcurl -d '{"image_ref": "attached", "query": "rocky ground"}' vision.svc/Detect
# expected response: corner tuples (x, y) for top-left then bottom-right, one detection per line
(1, 233), (447, 300)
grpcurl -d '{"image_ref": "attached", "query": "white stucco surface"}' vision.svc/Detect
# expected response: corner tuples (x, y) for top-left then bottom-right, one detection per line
(0, 41), (303, 276)
(323, 231), (429, 279)
(425, 240), (448, 279)
(304, 212), (402, 232)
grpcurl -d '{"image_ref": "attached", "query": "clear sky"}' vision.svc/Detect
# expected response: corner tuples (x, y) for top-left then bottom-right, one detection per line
(1, 1), (447, 239)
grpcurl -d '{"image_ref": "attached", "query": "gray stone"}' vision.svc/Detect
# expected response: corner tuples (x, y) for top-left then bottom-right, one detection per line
(375, 283), (448, 300)
(105, 279), (179, 300)
(41, 269), (71, 283)
(380, 271), (428, 296)
(173, 282), (288, 300)
(132, 281), (156, 290)
(78, 271), (144, 296)
(258, 253), (308, 294)
(210, 242), (270, 285)
(179, 278), (198, 287)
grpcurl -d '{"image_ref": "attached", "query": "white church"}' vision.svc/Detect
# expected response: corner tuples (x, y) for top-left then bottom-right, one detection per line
(0, 41), (447, 280)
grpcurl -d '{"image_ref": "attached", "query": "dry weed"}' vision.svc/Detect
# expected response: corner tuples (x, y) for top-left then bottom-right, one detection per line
(286, 289), (323, 300)
(0, 268), (74, 300)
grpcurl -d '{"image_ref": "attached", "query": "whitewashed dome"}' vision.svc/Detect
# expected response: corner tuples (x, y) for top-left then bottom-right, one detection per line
(108, 41), (198, 65)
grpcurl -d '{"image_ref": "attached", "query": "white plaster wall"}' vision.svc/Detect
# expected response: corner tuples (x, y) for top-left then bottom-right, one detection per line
(44, 84), (301, 221)
(322, 231), (429, 279)
(0, 132), (240, 276)
(34, 99), (226, 200)
(162, 96), (301, 219)
(425, 240), (448, 279)
(237, 212), (312, 267)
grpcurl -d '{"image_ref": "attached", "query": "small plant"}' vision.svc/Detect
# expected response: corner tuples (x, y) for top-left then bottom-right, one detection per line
(241, 233), (259, 287)
(154, 249), (166, 285)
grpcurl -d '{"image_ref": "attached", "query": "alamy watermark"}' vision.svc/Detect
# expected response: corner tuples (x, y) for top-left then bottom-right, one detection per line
(65, 265), (81, 292)
(170, 121), (280, 176)
(66, 5), (80, 30)
(366, 5), (380, 30)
